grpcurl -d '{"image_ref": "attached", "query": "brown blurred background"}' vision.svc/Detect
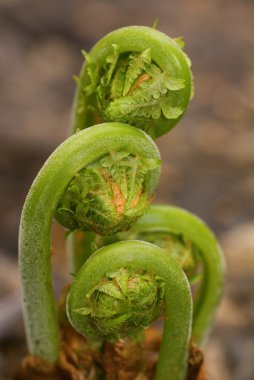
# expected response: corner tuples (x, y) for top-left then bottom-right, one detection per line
(0, 1), (254, 379)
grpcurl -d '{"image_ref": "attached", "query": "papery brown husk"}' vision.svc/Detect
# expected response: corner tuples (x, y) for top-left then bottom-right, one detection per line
(15, 325), (205, 380)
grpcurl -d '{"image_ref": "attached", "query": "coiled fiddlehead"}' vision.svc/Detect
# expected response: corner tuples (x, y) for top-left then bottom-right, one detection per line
(19, 123), (160, 362)
(72, 26), (193, 138)
(55, 148), (160, 235)
(67, 240), (193, 380)
(72, 267), (164, 340)
(124, 205), (224, 345)
(70, 205), (224, 345)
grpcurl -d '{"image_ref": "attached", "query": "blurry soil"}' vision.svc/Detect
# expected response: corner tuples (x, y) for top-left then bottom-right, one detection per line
(0, 1), (254, 380)
(15, 325), (204, 380)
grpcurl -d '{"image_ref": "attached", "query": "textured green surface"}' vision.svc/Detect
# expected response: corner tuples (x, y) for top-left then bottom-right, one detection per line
(55, 150), (160, 235)
(74, 267), (165, 339)
(72, 26), (193, 138)
(67, 240), (192, 380)
(19, 123), (160, 362)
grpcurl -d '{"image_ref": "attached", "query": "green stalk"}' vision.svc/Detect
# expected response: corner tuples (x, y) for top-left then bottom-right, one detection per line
(67, 240), (192, 380)
(68, 231), (97, 274)
(130, 205), (224, 345)
(19, 123), (160, 362)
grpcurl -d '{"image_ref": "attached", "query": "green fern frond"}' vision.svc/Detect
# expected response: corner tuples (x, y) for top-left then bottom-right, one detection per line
(173, 36), (185, 49)
(152, 18), (159, 29)
(98, 282), (125, 300)
(141, 70), (185, 96)
(159, 99), (183, 119)
(110, 60), (128, 99)
(123, 49), (152, 96)
(104, 44), (119, 86)
(79, 51), (99, 95)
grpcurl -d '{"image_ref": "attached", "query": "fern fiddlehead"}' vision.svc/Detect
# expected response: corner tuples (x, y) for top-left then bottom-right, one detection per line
(55, 147), (160, 235)
(72, 26), (193, 138)
(124, 205), (224, 345)
(70, 205), (224, 346)
(19, 123), (160, 362)
(67, 240), (192, 380)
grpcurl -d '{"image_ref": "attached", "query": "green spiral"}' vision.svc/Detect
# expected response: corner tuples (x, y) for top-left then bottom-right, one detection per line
(72, 26), (193, 138)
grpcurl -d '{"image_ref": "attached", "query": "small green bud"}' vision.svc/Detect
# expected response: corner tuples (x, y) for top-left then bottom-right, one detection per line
(55, 151), (160, 235)
(74, 268), (165, 340)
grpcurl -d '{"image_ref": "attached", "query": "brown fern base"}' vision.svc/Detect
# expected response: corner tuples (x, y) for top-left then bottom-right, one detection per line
(15, 325), (205, 380)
